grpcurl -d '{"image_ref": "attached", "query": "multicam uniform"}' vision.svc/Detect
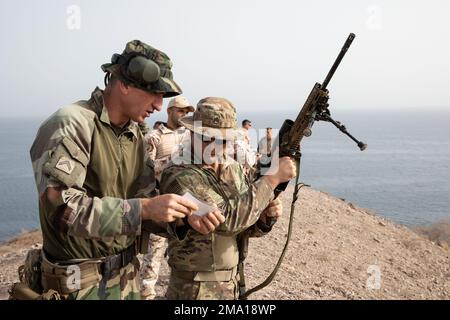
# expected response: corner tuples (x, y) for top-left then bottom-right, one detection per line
(159, 158), (275, 300)
(140, 123), (189, 299)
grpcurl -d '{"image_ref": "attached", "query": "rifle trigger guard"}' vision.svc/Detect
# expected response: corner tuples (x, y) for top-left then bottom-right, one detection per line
(293, 150), (302, 160)
(288, 150), (302, 160)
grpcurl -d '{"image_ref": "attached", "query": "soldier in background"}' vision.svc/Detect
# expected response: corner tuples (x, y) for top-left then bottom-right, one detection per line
(159, 97), (296, 299)
(241, 119), (252, 144)
(146, 96), (195, 182)
(257, 127), (273, 157)
(140, 96), (194, 299)
(26, 40), (224, 300)
(256, 127), (273, 168)
(235, 119), (257, 174)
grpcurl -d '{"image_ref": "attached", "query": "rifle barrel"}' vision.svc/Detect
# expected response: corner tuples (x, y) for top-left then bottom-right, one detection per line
(321, 33), (355, 90)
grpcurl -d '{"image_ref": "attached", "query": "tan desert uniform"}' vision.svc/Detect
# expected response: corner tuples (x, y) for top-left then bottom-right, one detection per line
(235, 128), (257, 174)
(258, 135), (272, 157)
(147, 123), (190, 181)
(140, 96), (193, 299)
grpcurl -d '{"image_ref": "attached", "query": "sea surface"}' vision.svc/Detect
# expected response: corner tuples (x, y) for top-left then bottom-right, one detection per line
(0, 110), (449, 242)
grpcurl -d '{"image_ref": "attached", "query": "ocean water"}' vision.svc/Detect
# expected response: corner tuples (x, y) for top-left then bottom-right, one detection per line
(0, 110), (449, 242)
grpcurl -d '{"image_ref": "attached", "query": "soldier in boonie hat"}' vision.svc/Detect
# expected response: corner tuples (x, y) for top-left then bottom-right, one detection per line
(158, 97), (297, 300)
(24, 39), (227, 301)
(101, 39), (182, 98)
(179, 97), (240, 141)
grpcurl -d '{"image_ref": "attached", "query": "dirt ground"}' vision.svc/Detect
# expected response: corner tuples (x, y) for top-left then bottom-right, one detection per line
(1, 186), (449, 300)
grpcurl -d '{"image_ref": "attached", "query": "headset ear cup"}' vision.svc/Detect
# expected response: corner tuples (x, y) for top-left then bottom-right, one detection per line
(111, 53), (121, 64)
(127, 56), (160, 83)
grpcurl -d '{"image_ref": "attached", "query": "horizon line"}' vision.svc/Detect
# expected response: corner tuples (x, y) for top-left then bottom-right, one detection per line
(1, 107), (450, 120)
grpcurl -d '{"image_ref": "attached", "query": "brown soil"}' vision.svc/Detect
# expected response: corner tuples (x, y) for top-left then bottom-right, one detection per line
(1, 187), (449, 300)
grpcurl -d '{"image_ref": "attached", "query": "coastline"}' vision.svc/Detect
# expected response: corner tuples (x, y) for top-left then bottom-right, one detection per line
(1, 187), (449, 300)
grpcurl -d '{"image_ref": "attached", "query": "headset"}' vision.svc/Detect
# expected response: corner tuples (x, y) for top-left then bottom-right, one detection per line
(104, 52), (161, 89)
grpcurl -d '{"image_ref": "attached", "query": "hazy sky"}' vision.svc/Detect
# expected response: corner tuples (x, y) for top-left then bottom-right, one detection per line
(0, 0), (449, 118)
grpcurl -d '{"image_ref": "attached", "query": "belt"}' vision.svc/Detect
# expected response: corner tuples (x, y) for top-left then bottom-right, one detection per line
(41, 244), (137, 295)
(100, 244), (137, 278)
(97, 244), (137, 299)
(171, 266), (238, 282)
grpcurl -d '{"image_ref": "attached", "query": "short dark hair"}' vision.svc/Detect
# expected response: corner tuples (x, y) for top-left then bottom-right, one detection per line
(104, 73), (120, 89)
(242, 119), (251, 126)
(153, 121), (163, 129)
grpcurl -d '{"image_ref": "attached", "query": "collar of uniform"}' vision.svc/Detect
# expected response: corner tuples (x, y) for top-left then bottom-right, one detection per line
(158, 122), (185, 135)
(100, 106), (111, 125)
(127, 121), (139, 138)
(91, 87), (139, 138)
(91, 87), (104, 115)
(89, 87), (110, 124)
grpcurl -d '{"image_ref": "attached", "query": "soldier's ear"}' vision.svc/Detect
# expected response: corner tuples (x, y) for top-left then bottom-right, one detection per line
(118, 80), (130, 95)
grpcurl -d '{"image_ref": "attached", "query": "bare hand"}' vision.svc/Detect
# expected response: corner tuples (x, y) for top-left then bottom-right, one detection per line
(263, 156), (297, 189)
(141, 194), (199, 222)
(187, 210), (225, 235)
(260, 198), (283, 224)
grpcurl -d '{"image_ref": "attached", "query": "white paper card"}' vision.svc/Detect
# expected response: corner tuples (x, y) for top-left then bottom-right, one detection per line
(182, 192), (218, 216)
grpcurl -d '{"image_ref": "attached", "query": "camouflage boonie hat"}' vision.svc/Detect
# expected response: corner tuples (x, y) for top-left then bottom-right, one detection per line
(179, 97), (239, 141)
(101, 40), (182, 98)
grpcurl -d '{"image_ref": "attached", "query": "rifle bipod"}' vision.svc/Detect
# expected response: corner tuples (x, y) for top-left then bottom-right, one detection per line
(316, 112), (367, 151)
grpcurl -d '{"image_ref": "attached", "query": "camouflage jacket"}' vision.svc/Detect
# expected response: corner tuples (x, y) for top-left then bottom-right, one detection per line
(159, 158), (274, 272)
(30, 87), (160, 261)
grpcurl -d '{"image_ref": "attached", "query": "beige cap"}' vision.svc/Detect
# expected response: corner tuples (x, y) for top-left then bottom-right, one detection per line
(167, 96), (195, 112)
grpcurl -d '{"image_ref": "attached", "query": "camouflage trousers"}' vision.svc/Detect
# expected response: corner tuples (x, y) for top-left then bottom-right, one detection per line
(165, 274), (240, 300)
(66, 257), (141, 300)
(139, 234), (167, 299)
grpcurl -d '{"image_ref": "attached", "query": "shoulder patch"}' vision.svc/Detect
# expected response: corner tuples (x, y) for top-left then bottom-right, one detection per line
(55, 156), (75, 174)
(43, 137), (89, 188)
